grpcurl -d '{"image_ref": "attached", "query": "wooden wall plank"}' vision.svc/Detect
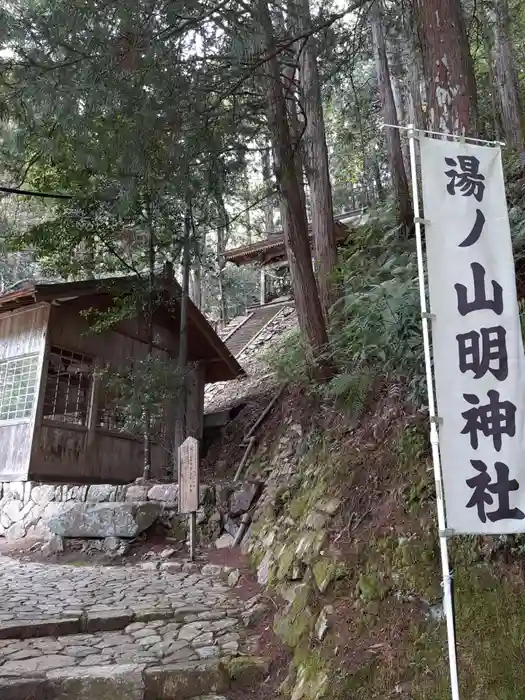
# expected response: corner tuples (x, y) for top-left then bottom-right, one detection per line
(0, 305), (49, 481)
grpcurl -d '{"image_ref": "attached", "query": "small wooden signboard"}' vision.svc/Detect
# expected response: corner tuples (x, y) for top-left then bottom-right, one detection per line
(178, 436), (199, 561)
(178, 436), (199, 514)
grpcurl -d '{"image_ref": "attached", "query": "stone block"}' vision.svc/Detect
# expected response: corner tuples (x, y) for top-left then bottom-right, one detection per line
(48, 502), (162, 538)
(31, 484), (57, 505)
(125, 485), (150, 502)
(229, 484), (259, 517)
(102, 536), (121, 553)
(223, 517), (239, 538)
(46, 663), (145, 700)
(43, 502), (72, 521)
(225, 656), (271, 688)
(0, 677), (50, 700)
(199, 485), (214, 505)
(23, 481), (34, 504)
(5, 481), (24, 500)
(86, 485), (118, 503)
(0, 616), (82, 640)
(2, 499), (22, 523)
(214, 484), (233, 510)
(147, 484), (178, 503)
(143, 660), (229, 700)
(42, 534), (64, 556)
(215, 534), (234, 549)
(227, 569), (241, 587)
(85, 609), (134, 633)
(5, 521), (27, 541)
(0, 510), (10, 529)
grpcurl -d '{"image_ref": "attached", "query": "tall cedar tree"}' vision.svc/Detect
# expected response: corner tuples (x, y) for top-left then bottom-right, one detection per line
(293, 0), (339, 316)
(490, 0), (525, 165)
(370, 0), (412, 231)
(413, 0), (478, 135)
(256, 0), (330, 369)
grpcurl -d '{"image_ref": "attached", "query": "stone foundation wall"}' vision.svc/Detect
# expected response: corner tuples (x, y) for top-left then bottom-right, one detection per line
(0, 479), (260, 543)
(0, 481), (182, 541)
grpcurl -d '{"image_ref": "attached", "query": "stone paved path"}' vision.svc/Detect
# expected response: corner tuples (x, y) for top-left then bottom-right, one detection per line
(0, 555), (253, 678)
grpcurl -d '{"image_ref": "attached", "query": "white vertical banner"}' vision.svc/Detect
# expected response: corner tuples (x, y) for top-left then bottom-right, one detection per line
(420, 136), (525, 534)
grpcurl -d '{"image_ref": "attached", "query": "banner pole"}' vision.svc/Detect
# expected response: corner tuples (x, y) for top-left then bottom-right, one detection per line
(406, 124), (461, 700)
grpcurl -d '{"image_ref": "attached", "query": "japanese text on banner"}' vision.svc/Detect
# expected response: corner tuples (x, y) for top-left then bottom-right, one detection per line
(420, 136), (525, 534)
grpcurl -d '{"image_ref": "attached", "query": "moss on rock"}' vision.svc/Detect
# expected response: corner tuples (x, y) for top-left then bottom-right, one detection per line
(312, 558), (337, 594)
(356, 573), (389, 602)
(291, 652), (329, 700)
(274, 583), (316, 649)
(225, 656), (271, 687)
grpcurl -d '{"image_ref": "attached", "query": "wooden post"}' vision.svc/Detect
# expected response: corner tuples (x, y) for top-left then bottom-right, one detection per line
(189, 512), (196, 561)
(178, 436), (199, 561)
(260, 267), (266, 306)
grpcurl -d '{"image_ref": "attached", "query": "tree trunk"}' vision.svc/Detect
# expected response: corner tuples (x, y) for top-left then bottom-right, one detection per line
(275, 2), (308, 216)
(490, 0), (525, 165)
(173, 202), (191, 476)
(190, 264), (201, 309)
(387, 38), (411, 176)
(216, 195), (229, 327)
(261, 146), (274, 233)
(256, 0), (330, 369)
(370, 1), (412, 231)
(143, 210), (155, 480)
(190, 230), (203, 310)
(293, 0), (338, 318)
(372, 154), (385, 201)
(414, 0), (477, 135)
(242, 164), (252, 244)
(403, 6), (427, 130)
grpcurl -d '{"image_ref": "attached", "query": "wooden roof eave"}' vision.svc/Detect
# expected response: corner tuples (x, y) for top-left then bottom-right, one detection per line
(0, 277), (244, 384)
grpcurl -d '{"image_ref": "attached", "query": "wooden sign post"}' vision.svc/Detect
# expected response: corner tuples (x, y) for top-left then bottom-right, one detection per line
(178, 436), (199, 561)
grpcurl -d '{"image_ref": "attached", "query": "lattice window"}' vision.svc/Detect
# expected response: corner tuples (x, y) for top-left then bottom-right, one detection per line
(0, 354), (39, 422)
(43, 347), (93, 426)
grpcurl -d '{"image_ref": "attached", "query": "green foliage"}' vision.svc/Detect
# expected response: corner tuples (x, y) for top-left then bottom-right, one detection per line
(266, 329), (311, 385)
(268, 204), (426, 409)
(99, 356), (185, 438)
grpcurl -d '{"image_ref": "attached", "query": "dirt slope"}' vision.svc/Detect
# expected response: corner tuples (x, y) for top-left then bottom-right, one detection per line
(206, 382), (525, 699)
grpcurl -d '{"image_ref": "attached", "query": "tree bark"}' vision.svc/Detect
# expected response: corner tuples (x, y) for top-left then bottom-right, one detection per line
(275, 2), (307, 216)
(242, 164), (252, 244)
(413, 0), (477, 135)
(371, 153), (385, 201)
(190, 228), (204, 310)
(256, 0), (330, 369)
(216, 194), (229, 327)
(173, 202), (191, 476)
(387, 37), (411, 175)
(293, 0), (338, 317)
(370, 1), (412, 231)
(261, 146), (274, 234)
(403, 6), (427, 130)
(490, 0), (525, 165)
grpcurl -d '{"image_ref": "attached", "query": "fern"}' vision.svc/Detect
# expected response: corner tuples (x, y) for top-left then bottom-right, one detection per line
(268, 204), (428, 408)
(326, 370), (374, 418)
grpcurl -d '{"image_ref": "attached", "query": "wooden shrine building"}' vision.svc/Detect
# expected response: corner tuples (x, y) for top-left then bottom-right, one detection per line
(225, 211), (364, 304)
(0, 276), (243, 483)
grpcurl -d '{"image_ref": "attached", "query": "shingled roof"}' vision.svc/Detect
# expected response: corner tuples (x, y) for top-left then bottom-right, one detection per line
(225, 209), (366, 267)
(0, 275), (244, 383)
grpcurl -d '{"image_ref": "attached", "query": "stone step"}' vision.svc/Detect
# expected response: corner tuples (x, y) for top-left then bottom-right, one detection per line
(0, 603), (238, 641)
(0, 618), (241, 673)
(0, 656), (268, 700)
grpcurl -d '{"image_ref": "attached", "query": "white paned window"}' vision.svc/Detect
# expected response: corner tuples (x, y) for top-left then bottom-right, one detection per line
(0, 354), (39, 422)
